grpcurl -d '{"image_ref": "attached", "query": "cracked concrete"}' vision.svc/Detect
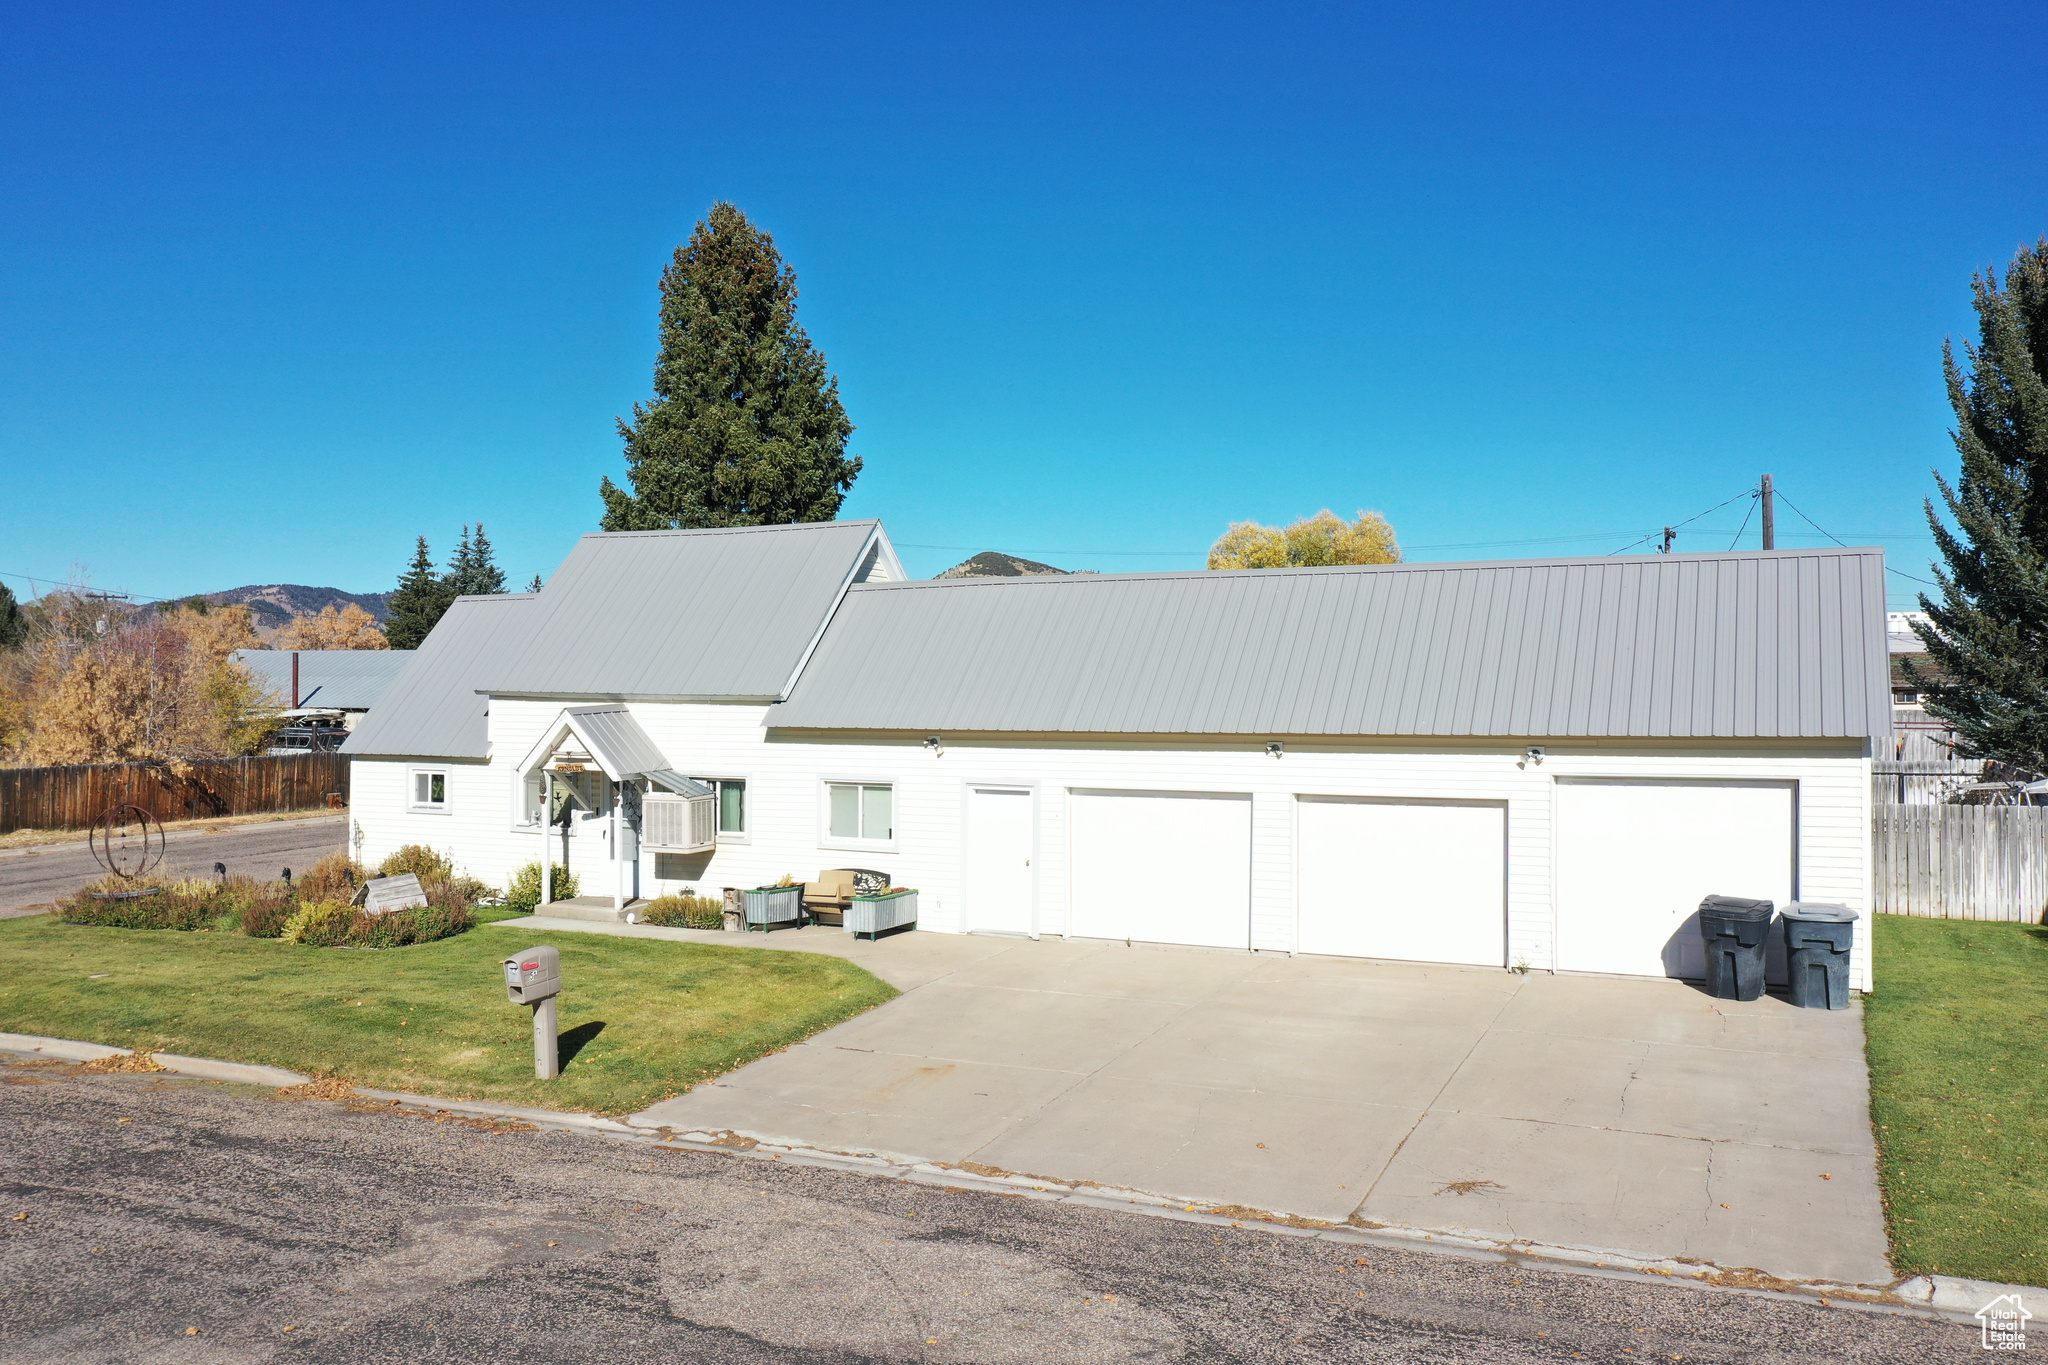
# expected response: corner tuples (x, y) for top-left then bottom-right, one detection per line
(623, 928), (1891, 1286)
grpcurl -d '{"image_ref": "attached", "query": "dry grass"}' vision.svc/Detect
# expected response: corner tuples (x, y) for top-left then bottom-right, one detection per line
(0, 808), (346, 852)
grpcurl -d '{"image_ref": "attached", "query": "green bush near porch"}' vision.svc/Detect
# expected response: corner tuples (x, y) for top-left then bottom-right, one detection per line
(0, 916), (897, 1115)
(1864, 915), (2048, 1286)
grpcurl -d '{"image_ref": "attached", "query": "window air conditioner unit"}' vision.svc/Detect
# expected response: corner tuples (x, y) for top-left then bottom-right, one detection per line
(641, 791), (717, 853)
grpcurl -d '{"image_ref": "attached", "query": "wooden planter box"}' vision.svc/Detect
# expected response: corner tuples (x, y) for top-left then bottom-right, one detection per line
(845, 889), (917, 939)
(742, 885), (806, 931)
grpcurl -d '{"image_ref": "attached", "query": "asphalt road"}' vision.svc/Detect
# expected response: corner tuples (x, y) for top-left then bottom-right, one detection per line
(0, 816), (348, 916)
(0, 1061), (1980, 1364)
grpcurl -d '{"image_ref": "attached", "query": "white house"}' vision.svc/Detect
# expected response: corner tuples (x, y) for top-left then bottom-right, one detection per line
(343, 520), (1888, 992)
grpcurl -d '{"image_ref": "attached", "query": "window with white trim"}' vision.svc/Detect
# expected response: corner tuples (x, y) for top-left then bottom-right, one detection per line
(826, 782), (893, 843)
(409, 768), (449, 813)
(689, 777), (748, 836)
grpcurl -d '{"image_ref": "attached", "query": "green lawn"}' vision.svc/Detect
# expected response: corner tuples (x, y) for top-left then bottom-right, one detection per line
(1864, 914), (2048, 1286)
(0, 915), (897, 1115)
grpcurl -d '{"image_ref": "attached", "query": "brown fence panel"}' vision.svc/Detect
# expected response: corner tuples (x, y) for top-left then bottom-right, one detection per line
(0, 754), (349, 833)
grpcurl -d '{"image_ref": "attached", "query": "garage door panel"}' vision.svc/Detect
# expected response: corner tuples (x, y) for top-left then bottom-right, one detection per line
(1556, 780), (1795, 979)
(1069, 790), (1250, 949)
(1297, 798), (1506, 966)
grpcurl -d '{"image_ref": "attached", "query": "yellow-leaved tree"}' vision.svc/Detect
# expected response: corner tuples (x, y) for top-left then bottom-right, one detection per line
(275, 603), (389, 650)
(1207, 509), (1401, 569)
(10, 598), (279, 766)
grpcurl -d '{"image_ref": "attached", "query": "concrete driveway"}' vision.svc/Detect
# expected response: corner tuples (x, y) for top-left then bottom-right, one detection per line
(551, 923), (1889, 1287)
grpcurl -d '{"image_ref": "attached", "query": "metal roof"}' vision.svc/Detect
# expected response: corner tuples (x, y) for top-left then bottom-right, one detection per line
(231, 649), (414, 711)
(481, 520), (891, 699)
(341, 595), (538, 758)
(768, 548), (1893, 740)
(558, 704), (670, 778)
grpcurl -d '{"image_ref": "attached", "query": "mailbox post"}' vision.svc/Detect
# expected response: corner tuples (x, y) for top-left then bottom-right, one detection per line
(502, 945), (562, 1078)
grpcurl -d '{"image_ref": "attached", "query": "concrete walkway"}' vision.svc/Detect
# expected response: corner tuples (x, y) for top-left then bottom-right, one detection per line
(500, 917), (1890, 1286)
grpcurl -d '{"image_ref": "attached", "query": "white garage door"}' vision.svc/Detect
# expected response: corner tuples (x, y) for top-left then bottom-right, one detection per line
(1069, 789), (1251, 948)
(1296, 798), (1506, 966)
(1556, 780), (1796, 979)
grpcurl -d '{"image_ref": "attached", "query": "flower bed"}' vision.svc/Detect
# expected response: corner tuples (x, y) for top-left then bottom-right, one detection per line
(53, 845), (483, 949)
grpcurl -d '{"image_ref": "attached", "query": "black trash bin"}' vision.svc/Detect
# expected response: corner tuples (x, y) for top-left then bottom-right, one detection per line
(1781, 903), (1858, 1009)
(1698, 895), (1774, 1001)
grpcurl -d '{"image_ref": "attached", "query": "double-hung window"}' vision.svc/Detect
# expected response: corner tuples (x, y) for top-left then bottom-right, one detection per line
(826, 782), (893, 844)
(410, 769), (448, 813)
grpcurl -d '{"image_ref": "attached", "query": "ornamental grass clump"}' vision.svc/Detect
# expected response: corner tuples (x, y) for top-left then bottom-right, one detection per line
(640, 893), (724, 930)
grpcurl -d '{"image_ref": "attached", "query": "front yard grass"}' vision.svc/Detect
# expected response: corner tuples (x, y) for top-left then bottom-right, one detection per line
(1864, 914), (2048, 1287)
(0, 915), (896, 1115)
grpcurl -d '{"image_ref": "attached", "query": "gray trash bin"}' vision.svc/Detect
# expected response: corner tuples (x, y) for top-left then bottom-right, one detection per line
(1698, 895), (1774, 1001)
(1781, 902), (1858, 1009)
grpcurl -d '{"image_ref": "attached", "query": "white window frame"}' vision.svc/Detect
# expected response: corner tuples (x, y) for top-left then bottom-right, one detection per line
(689, 776), (751, 843)
(820, 779), (897, 852)
(408, 767), (450, 814)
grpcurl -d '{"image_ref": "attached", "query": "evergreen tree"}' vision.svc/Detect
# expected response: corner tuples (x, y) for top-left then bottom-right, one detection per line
(384, 537), (457, 650)
(447, 522), (507, 596)
(1911, 238), (2048, 771)
(0, 583), (27, 650)
(600, 202), (861, 530)
(525, 574), (545, 593)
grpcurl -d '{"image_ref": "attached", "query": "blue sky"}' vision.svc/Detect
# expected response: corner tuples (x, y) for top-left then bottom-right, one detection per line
(4, 2), (2044, 610)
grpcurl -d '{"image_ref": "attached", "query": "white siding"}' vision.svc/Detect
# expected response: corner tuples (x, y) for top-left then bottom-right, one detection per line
(348, 702), (1873, 991)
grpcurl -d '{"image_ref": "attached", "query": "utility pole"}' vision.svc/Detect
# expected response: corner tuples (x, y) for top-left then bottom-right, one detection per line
(1759, 474), (1775, 551)
(1660, 527), (1675, 553)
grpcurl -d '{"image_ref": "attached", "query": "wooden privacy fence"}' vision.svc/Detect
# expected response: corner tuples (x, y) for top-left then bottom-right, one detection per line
(1873, 804), (2048, 923)
(0, 754), (349, 834)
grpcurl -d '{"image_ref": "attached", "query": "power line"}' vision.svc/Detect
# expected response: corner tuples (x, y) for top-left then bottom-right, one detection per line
(1770, 485), (1941, 589)
(1608, 486), (1759, 556)
(1726, 493), (1759, 551)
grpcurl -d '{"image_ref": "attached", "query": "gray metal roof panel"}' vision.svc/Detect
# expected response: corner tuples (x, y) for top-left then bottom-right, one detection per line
(768, 548), (1893, 740)
(230, 649), (414, 711)
(562, 704), (670, 777)
(340, 596), (538, 758)
(480, 521), (880, 699)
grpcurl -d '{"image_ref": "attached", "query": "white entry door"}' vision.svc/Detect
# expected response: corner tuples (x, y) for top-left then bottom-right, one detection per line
(1556, 779), (1796, 979)
(1296, 798), (1506, 966)
(965, 786), (1034, 934)
(1069, 789), (1251, 948)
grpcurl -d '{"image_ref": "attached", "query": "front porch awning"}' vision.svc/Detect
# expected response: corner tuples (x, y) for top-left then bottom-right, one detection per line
(516, 704), (684, 786)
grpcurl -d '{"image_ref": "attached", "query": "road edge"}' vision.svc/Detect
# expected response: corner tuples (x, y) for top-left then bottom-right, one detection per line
(3, 1031), (2038, 1329)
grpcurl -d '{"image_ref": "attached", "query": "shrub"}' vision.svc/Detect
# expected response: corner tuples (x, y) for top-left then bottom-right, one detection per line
(297, 852), (367, 903)
(55, 874), (225, 931)
(504, 862), (578, 913)
(241, 882), (297, 938)
(346, 902), (473, 948)
(279, 898), (472, 948)
(640, 893), (725, 930)
(281, 900), (354, 945)
(378, 844), (452, 881)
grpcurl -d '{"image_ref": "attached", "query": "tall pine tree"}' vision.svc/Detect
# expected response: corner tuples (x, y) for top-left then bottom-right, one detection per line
(600, 203), (860, 530)
(447, 523), (507, 596)
(384, 537), (457, 650)
(1911, 238), (2048, 771)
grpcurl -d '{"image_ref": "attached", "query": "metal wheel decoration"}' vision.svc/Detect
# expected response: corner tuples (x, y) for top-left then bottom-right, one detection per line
(89, 804), (165, 881)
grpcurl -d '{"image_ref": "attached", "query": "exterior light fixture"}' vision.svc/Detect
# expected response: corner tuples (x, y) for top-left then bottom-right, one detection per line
(1266, 741), (1284, 758)
(925, 735), (943, 755)
(1524, 746), (1545, 766)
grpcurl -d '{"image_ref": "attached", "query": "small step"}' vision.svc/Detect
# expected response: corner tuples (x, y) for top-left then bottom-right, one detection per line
(536, 896), (645, 923)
